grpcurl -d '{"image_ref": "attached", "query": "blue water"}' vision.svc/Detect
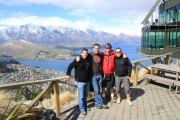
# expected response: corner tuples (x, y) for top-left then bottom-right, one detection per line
(17, 59), (72, 72)
(17, 44), (146, 72)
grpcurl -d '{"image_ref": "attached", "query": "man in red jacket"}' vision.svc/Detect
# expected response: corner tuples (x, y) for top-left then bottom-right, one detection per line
(102, 43), (127, 102)
(101, 43), (116, 102)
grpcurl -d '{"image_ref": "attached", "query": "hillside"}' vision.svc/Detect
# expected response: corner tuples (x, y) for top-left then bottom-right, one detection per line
(0, 40), (73, 60)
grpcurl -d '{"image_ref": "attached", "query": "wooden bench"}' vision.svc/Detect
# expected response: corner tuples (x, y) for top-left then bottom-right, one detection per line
(143, 74), (174, 92)
(174, 81), (180, 94)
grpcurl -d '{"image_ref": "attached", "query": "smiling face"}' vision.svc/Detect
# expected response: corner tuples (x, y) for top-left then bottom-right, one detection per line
(115, 48), (122, 57)
(81, 49), (88, 59)
(93, 45), (100, 54)
(105, 44), (112, 54)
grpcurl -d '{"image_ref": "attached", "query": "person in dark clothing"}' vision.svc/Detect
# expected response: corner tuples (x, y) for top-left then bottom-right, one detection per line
(66, 48), (92, 115)
(114, 47), (133, 106)
(76, 43), (108, 109)
(90, 43), (108, 109)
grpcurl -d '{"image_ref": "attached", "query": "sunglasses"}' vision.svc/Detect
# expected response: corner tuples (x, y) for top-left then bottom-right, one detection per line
(106, 48), (111, 49)
(116, 51), (121, 53)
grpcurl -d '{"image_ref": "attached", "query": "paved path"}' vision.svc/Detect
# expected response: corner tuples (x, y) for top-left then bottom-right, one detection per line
(60, 80), (180, 120)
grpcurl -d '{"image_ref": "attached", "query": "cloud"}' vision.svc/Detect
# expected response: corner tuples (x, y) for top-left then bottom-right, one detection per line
(0, 0), (157, 14)
(0, 0), (159, 35)
(68, 9), (95, 16)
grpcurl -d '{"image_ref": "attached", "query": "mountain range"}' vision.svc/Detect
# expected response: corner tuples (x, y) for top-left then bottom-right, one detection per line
(0, 24), (140, 47)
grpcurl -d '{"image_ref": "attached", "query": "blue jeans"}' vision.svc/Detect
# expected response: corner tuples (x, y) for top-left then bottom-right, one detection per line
(92, 74), (103, 106)
(77, 81), (90, 112)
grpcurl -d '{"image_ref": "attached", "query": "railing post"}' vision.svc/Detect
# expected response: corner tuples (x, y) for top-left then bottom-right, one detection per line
(154, 57), (160, 64)
(54, 81), (60, 116)
(176, 59), (180, 66)
(133, 62), (138, 86)
(164, 55), (171, 65)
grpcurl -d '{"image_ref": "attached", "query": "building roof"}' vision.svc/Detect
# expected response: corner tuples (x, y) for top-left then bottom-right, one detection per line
(141, 0), (162, 25)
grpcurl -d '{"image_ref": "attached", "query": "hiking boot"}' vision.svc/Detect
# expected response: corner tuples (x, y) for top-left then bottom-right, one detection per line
(95, 104), (102, 109)
(102, 104), (109, 109)
(127, 100), (133, 106)
(116, 98), (121, 104)
(81, 111), (87, 115)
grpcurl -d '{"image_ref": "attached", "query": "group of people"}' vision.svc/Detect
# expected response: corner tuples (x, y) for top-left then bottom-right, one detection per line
(66, 43), (133, 115)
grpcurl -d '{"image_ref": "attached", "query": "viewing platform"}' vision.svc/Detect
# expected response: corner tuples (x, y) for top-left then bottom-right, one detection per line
(60, 80), (180, 120)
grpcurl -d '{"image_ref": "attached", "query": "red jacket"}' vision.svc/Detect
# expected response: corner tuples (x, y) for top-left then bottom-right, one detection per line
(102, 50), (116, 74)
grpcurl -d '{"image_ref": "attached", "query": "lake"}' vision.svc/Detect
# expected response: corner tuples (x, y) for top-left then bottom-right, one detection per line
(17, 44), (147, 72)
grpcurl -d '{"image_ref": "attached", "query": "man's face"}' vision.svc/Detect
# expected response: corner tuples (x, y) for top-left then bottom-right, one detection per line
(81, 50), (88, 59)
(105, 45), (111, 54)
(115, 49), (122, 57)
(93, 45), (100, 54)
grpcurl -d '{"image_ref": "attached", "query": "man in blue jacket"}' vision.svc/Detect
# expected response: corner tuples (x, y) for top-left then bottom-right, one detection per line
(66, 48), (92, 115)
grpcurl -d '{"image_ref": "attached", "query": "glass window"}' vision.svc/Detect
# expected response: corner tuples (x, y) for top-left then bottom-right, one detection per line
(149, 32), (156, 49)
(172, 29), (177, 47)
(178, 4), (180, 21)
(159, 11), (167, 25)
(177, 28), (180, 47)
(169, 8), (174, 23)
(146, 32), (149, 48)
(170, 31), (173, 46)
(156, 32), (164, 48)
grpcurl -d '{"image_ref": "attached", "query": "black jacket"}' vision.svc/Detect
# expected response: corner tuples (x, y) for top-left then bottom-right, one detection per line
(66, 55), (92, 82)
(114, 55), (132, 77)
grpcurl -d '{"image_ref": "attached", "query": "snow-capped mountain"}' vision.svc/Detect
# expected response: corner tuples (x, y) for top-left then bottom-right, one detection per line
(0, 24), (140, 46)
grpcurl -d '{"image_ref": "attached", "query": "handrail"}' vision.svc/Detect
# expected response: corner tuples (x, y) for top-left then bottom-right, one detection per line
(0, 76), (77, 118)
(131, 52), (173, 64)
(0, 77), (66, 89)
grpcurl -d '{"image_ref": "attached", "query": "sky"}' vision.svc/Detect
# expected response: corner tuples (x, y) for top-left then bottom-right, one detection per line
(0, 0), (159, 36)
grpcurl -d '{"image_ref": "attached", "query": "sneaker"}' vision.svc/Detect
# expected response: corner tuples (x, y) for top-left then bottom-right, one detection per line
(87, 108), (91, 111)
(111, 97), (116, 103)
(127, 100), (133, 106)
(102, 104), (109, 109)
(95, 104), (102, 109)
(81, 111), (87, 115)
(116, 98), (121, 104)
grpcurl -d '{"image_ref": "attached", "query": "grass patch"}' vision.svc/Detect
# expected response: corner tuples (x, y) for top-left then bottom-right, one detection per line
(42, 91), (78, 109)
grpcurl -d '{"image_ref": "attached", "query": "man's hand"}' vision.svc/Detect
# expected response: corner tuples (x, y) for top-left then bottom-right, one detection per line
(123, 53), (127, 58)
(76, 56), (80, 62)
(66, 75), (71, 80)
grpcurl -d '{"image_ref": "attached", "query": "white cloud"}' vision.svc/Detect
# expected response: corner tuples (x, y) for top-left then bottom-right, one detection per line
(68, 9), (95, 16)
(0, 0), (160, 36)
(0, 0), (157, 13)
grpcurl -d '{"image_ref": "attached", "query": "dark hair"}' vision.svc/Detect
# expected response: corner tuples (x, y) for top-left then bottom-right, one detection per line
(105, 43), (112, 49)
(93, 43), (100, 48)
(81, 48), (88, 53)
(115, 47), (122, 51)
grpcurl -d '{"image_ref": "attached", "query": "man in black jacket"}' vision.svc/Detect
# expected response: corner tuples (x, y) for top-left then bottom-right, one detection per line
(66, 48), (92, 115)
(114, 47), (133, 106)
(75, 43), (108, 109)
